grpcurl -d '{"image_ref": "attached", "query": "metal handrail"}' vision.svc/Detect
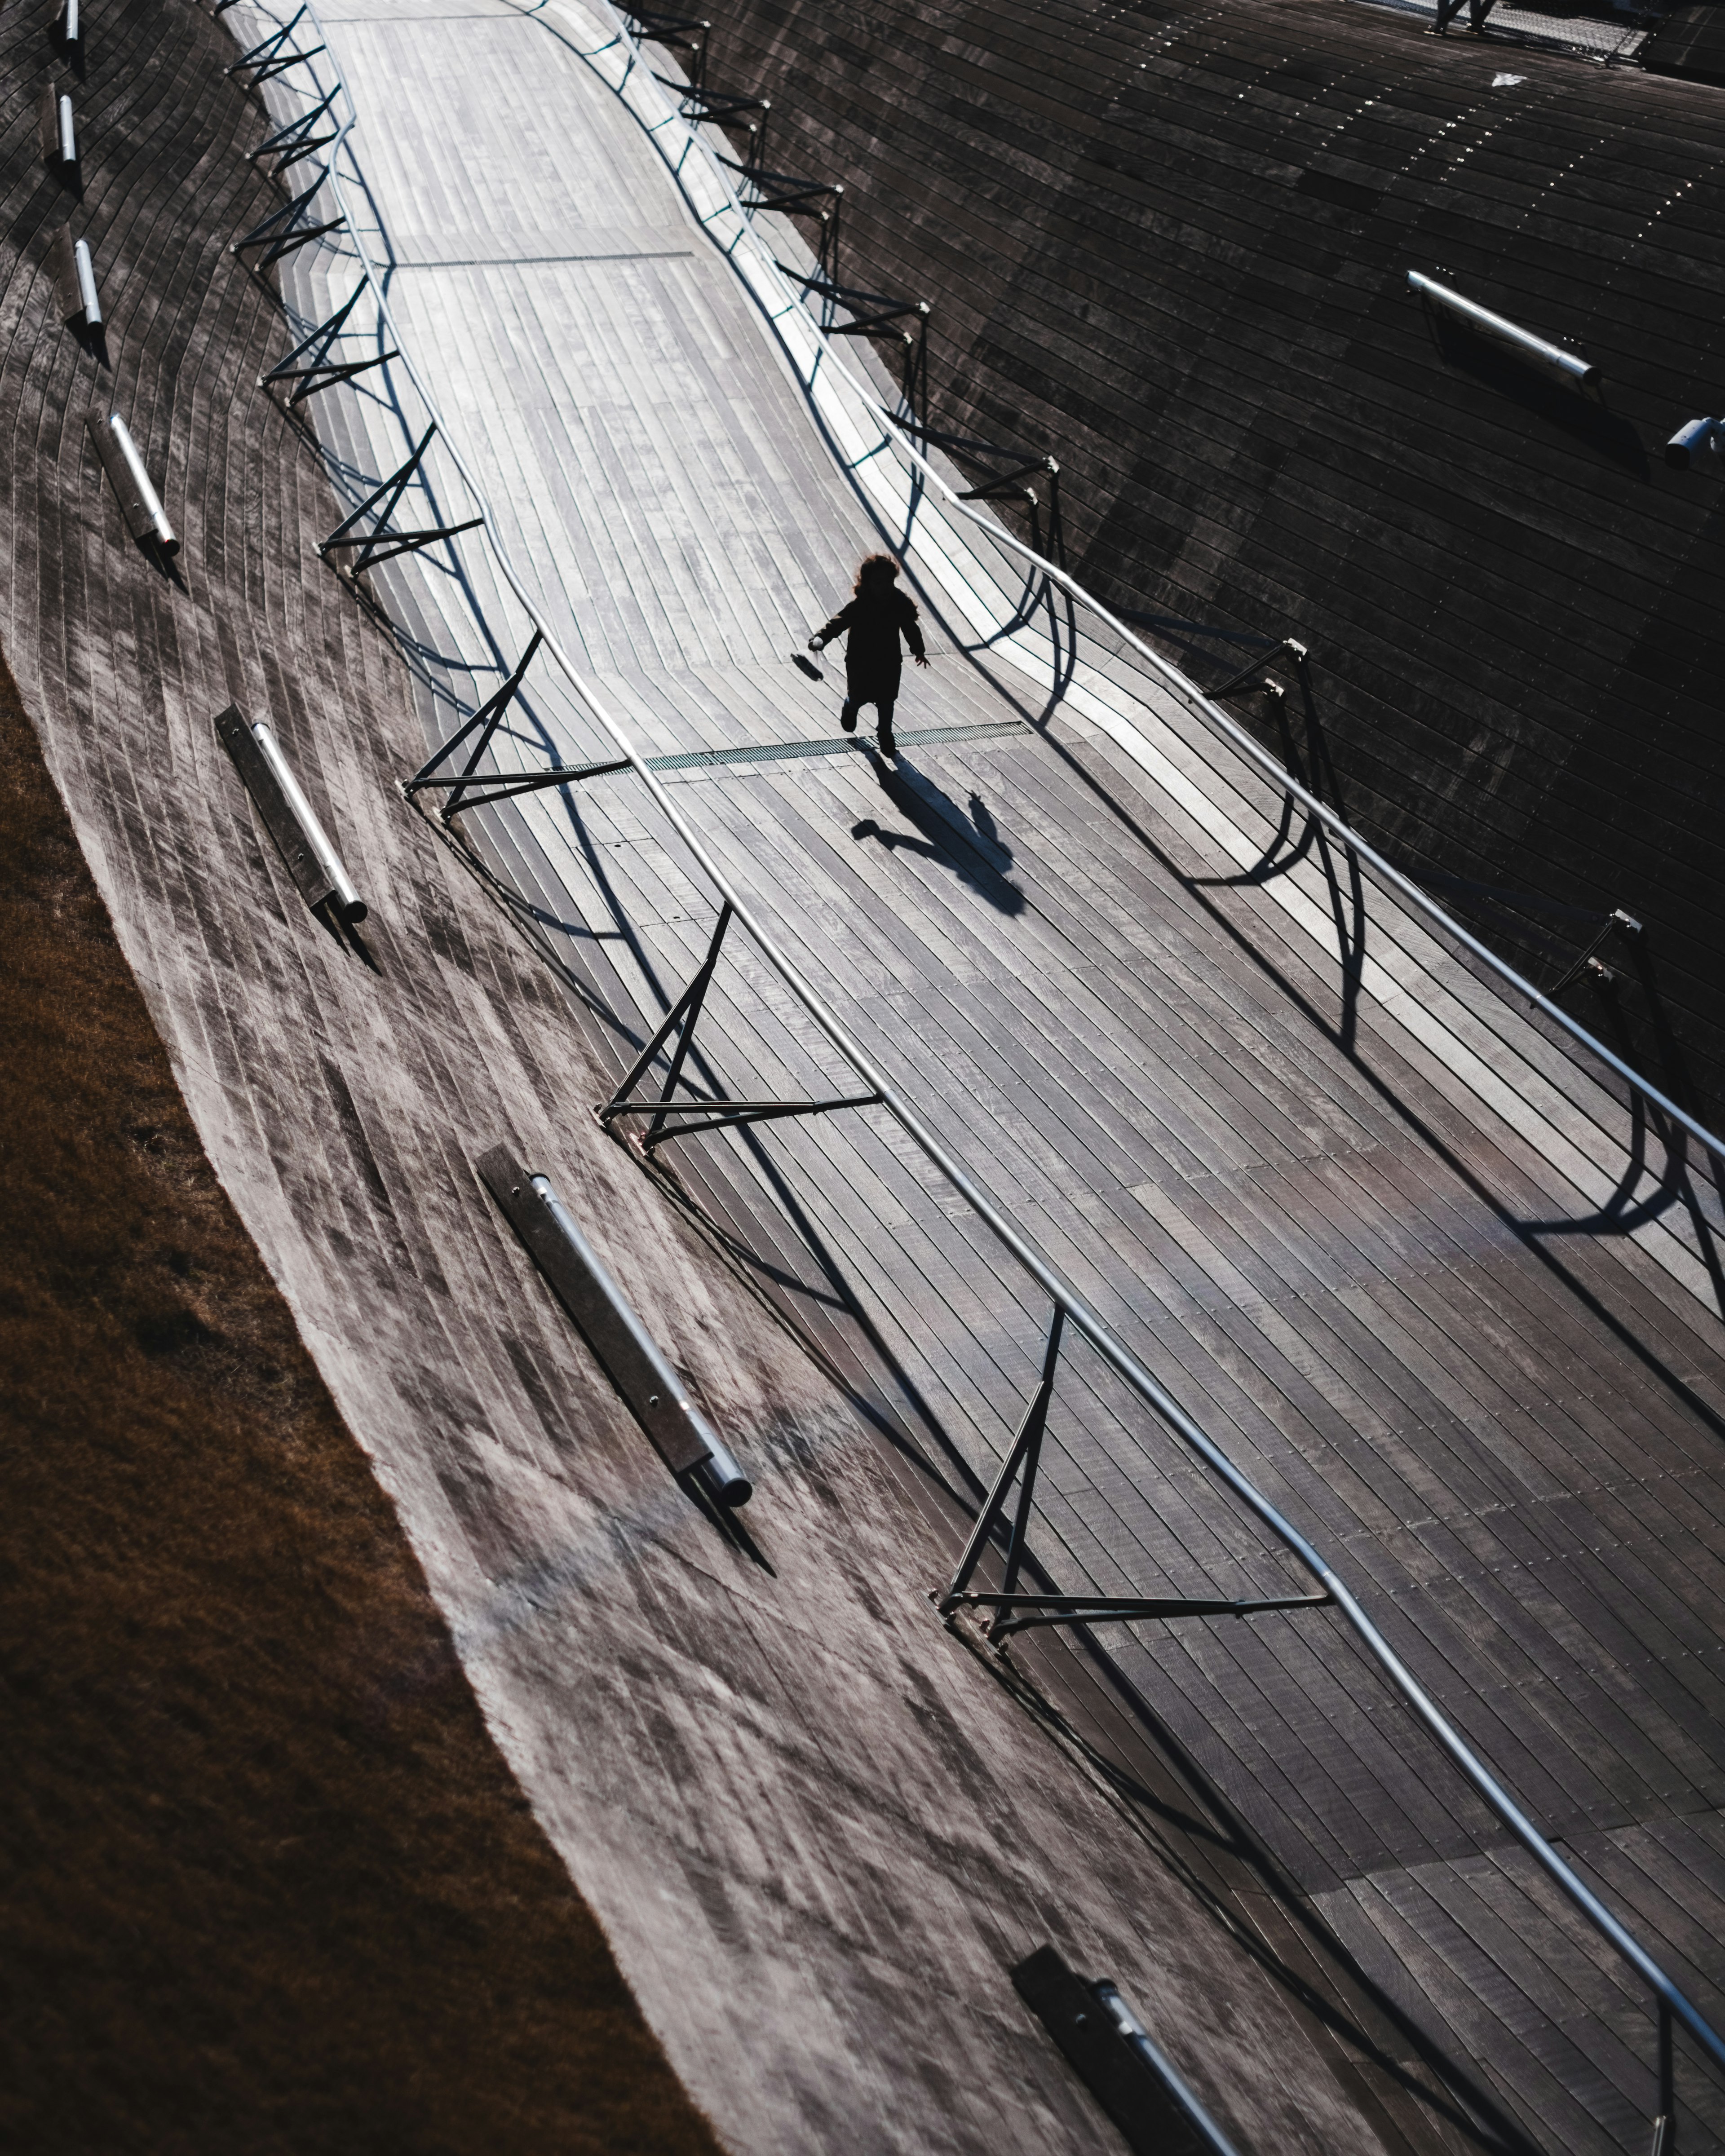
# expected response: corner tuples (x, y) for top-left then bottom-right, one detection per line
(226, 0), (1725, 2121)
(694, 177), (1725, 1184)
(560, 9), (1725, 1186)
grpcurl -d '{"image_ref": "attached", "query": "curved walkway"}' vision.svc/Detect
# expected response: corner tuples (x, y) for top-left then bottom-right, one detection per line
(247, 3), (1725, 2146)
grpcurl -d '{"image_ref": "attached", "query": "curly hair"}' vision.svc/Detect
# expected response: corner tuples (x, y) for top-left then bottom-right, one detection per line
(854, 553), (900, 594)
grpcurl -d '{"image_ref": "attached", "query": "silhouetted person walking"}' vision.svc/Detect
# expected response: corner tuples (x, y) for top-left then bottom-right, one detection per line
(809, 554), (927, 759)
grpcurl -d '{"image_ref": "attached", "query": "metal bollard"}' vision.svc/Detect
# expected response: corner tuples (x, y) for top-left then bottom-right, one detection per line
(58, 95), (77, 167)
(478, 1144), (753, 1509)
(1091, 1984), (1243, 2156)
(1666, 417), (1719, 471)
(529, 1173), (752, 1508)
(1408, 268), (1600, 398)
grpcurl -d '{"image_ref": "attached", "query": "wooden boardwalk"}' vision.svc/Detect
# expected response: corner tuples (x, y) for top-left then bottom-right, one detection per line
(269, 4), (1725, 2148)
(4, 0), (1721, 2146)
(705, 0), (1725, 1113)
(0, 3), (1494, 2152)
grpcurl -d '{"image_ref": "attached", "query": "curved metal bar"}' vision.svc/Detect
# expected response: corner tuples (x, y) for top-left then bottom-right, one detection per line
(227, 0), (1725, 2101)
(834, 323), (1725, 1180)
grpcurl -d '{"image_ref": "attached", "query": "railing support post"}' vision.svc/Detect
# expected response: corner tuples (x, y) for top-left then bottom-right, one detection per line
(597, 905), (883, 1149)
(232, 168), (345, 268)
(318, 424), (484, 574)
(405, 629), (544, 814)
(1651, 2000), (1676, 2156)
(601, 902), (734, 1147)
(941, 1305), (1064, 1611)
(261, 283), (398, 404)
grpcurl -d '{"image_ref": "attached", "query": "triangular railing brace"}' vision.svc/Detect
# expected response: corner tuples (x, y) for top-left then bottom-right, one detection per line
(226, 5), (327, 85)
(597, 904), (881, 1150)
(261, 284), (397, 404)
(778, 263), (928, 419)
(778, 264), (926, 341)
(623, 7), (710, 85)
(720, 154), (841, 213)
(404, 632), (632, 818)
(318, 425), (483, 575)
(250, 86), (340, 177)
(232, 170), (345, 267)
(721, 161), (843, 283)
(720, 158), (840, 214)
(912, 424), (1066, 566)
(663, 78), (766, 130)
(939, 1303), (1331, 1639)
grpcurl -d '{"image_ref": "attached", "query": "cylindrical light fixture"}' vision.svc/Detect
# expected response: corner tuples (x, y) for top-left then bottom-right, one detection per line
(72, 237), (101, 325)
(249, 722), (368, 922)
(104, 413), (177, 553)
(58, 95), (76, 167)
(60, 0), (80, 46)
(526, 1173), (752, 1507)
(1091, 1984), (1242, 2156)
(478, 1141), (755, 1510)
(1666, 417), (1718, 470)
(1409, 269), (1600, 397)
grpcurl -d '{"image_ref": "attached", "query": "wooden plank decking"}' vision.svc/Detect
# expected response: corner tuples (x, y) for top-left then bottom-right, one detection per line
(698, 0), (1725, 1112)
(0, 3), (1510, 2152)
(5, 0), (1722, 2146)
(253, 4), (1725, 2148)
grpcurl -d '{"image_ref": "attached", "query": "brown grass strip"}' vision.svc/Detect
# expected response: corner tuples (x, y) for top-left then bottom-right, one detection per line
(0, 639), (719, 2154)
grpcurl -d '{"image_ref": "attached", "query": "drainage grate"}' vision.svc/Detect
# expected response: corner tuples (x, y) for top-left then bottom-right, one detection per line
(646, 717), (1027, 774)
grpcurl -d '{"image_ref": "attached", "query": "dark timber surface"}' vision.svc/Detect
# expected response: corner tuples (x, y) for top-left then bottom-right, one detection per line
(287, 7), (1725, 2150)
(0, 2), (1495, 2152)
(6, 0), (1725, 2152)
(705, 0), (1725, 1118)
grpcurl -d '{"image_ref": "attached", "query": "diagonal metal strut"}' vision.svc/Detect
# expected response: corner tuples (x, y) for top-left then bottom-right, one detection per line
(318, 424), (483, 574)
(227, 5), (327, 86)
(250, 86), (341, 176)
(402, 632), (618, 818)
(956, 1591), (1334, 1641)
(233, 168), (345, 267)
(940, 1303), (1332, 1638)
(261, 284), (398, 404)
(597, 903), (881, 1150)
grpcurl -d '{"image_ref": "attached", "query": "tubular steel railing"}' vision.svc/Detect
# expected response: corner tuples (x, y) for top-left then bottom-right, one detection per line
(216, 3), (1725, 2144)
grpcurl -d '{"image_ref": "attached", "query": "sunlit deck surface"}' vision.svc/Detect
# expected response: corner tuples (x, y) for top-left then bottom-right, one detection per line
(48, 0), (1725, 2145)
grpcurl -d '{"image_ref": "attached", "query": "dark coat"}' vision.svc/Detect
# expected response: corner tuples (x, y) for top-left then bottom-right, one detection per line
(817, 589), (925, 706)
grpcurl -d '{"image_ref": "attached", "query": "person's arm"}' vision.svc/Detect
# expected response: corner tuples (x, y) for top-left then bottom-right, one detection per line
(901, 596), (929, 667)
(809, 600), (855, 651)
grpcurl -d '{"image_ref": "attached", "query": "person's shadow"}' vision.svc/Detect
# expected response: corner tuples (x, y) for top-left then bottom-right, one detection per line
(851, 758), (1026, 915)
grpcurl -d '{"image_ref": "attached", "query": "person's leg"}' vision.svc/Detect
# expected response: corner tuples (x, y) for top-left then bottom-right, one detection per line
(876, 698), (897, 757)
(839, 698), (858, 732)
